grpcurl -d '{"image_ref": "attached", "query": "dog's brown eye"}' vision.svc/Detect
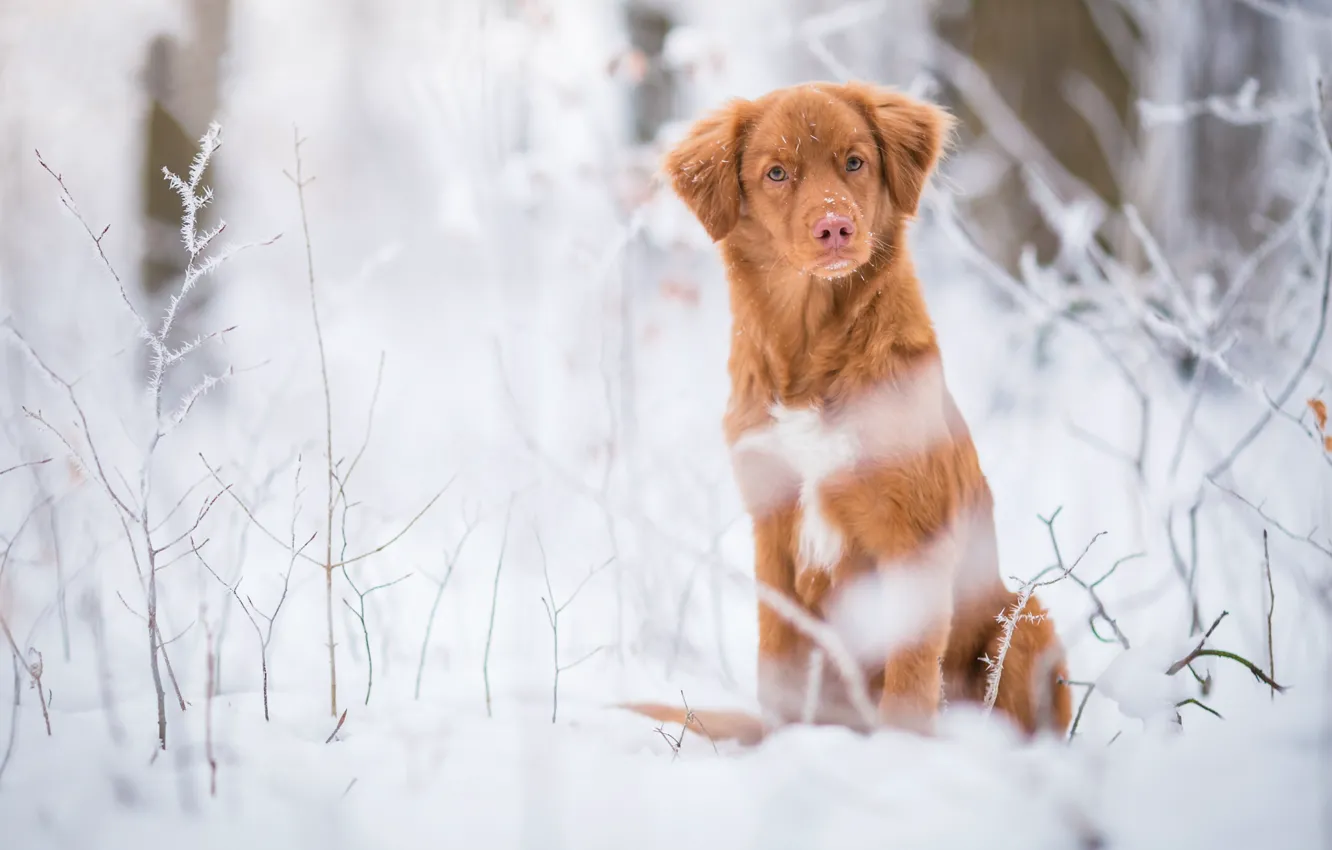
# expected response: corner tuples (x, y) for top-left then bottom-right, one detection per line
(766, 165), (788, 182)
(845, 155), (864, 172)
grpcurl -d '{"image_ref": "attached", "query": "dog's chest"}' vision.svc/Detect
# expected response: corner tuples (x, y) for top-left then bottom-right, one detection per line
(734, 404), (859, 575)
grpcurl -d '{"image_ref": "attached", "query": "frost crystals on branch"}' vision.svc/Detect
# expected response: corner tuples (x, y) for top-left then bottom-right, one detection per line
(15, 122), (278, 750)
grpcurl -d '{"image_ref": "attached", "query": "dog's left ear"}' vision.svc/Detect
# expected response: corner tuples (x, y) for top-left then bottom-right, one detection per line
(663, 98), (753, 242)
(841, 84), (955, 217)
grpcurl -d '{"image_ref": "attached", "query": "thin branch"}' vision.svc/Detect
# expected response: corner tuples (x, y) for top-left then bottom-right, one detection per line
(1166, 611), (1287, 692)
(1210, 479), (1332, 559)
(0, 652), (19, 786)
(203, 619), (218, 797)
(1187, 649), (1286, 691)
(324, 709), (347, 744)
(1175, 697), (1223, 720)
(196, 539), (269, 719)
(415, 508), (479, 700)
(199, 454), (322, 568)
(7, 328), (135, 518)
(289, 126), (338, 719)
(483, 498), (515, 719)
(0, 458), (50, 479)
(341, 568), (411, 707)
(1263, 530), (1276, 700)
(33, 149), (148, 337)
(537, 530), (612, 723)
(328, 481), (451, 570)
(152, 486), (230, 556)
(1205, 67), (1332, 483)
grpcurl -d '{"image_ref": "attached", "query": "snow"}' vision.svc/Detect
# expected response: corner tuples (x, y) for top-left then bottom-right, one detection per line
(1, 687), (1326, 849)
(1094, 639), (1195, 731)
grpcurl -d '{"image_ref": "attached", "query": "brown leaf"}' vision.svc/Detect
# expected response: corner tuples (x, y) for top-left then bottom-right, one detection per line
(1325, 435), (1332, 452)
(1310, 398), (1328, 432)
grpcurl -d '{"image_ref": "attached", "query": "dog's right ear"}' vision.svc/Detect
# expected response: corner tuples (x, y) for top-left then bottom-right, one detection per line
(663, 99), (752, 242)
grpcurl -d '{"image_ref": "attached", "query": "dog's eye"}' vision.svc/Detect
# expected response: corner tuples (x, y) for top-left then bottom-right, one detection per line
(766, 165), (788, 182)
(845, 155), (864, 172)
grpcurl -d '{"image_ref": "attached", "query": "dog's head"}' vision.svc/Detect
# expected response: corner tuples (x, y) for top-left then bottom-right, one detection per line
(664, 82), (952, 280)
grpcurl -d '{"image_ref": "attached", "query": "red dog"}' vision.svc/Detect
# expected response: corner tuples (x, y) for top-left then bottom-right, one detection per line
(626, 82), (1071, 743)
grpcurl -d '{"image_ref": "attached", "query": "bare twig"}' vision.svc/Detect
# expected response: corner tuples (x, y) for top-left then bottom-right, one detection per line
(1063, 679), (1096, 741)
(537, 531), (612, 723)
(650, 691), (718, 759)
(1026, 510), (1130, 649)
(33, 150), (148, 336)
(1166, 610), (1286, 692)
(199, 454), (321, 568)
(987, 512), (1120, 715)
(0, 458), (50, 479)
(483, 499), (514, 719)
(287, 127), (339, 718)
(196, 520), (305, 722)
(0, 495), (55, 738)
(0, 652), (19, 786)
(156, 624), (187, 713)
(25, 651), (50, 737)
(415, 508), (479, 700)
(341, 568), (411, 707)
(1210, 479), (1332, 559)
(654, 722), (683, 761)
(1205, 67), (1332, 484)
(1263, 530), (1276, 699)
(203, 619), (217, 797)
(8, 337), (136, 519)
(325, 708), (347, 744)
(679, 691), (719, 754)
(1175, 697), (1223, 720)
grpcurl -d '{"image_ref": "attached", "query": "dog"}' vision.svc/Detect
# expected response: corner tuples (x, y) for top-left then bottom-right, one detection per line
(624, 82), (1071, 745)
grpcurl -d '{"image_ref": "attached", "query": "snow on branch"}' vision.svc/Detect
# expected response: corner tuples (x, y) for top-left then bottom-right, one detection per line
(1139, 78), (1312, 128)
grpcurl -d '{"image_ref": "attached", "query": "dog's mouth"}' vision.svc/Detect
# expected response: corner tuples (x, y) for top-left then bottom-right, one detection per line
(806, 250), (868, 278)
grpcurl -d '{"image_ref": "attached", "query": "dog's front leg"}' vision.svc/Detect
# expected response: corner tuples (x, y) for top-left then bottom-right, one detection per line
(751, 508), (813, 728)
(877, 616), (950, 733)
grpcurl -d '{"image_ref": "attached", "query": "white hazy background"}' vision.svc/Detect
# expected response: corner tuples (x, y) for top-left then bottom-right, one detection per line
(0, 1), (1330, 848)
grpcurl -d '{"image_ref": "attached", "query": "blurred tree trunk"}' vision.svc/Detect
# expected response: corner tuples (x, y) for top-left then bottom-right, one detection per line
(1136, 1), (1294, 290)
(140, 0), (231, 378)
(935, 0), (1133, 272)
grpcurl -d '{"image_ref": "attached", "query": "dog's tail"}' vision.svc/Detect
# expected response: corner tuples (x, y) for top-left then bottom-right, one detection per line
(617, 703), (769, 746)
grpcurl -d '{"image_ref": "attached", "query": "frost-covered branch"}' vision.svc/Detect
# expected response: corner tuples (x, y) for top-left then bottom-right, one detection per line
(1139, 78), (1311, 128)
(21, 122), (279, 750)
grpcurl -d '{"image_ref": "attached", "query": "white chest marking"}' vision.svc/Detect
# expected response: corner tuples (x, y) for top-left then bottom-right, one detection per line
(734, 405), (860, 574)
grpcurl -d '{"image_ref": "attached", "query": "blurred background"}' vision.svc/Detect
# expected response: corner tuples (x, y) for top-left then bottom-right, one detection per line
(0, 1), (1330, 846)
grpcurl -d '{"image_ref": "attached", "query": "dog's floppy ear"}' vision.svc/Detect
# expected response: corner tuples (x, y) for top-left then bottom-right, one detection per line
(663, 99), (752, 242)
(842, 84), (954, 217)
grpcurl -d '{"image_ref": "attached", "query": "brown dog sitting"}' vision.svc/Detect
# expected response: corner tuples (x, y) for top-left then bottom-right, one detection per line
(624, 82), (1071, 744)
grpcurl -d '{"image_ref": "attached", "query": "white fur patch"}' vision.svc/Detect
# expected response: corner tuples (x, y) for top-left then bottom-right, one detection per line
(733, 404), (860, 575)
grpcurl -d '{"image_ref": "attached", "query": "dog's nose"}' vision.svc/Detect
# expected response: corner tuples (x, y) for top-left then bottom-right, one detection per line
(813, 215), (855, 251)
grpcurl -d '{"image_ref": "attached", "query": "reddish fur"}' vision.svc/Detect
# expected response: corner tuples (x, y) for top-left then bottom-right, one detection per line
(625, 82), (1071, 744)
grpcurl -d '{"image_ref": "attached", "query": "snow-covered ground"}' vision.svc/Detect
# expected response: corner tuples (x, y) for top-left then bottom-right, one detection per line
(1, 2), (1329, 848)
